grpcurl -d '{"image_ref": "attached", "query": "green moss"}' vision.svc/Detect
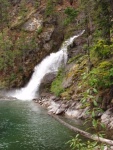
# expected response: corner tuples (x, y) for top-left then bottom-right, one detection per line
(50, 68), (64, 96)
(63, 7), (78, 26)
(36, 26), (43, 35)
(98, 61), (112, 69)
(61, 91), (71, 100)
(68, 54), (83, 64)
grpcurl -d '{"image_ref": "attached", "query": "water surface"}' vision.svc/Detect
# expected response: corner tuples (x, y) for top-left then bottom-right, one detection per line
(0, 100), (76, 150)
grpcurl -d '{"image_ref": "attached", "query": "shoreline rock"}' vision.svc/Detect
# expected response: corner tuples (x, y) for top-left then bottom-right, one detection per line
(33, 93), (88, 119)
(33, 93), (113, 130)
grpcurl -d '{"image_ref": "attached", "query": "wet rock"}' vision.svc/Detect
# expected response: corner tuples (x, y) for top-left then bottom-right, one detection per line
(48, 101), (60, 114)
(65, 108), (83, 118)
(33, 92), (87, 119)
(78, 107), (89, 119)
(61, 103), (69, 109)
(41, 73), (56, 84)
(75, 102), (82, 109)
(42, 100), (50, 107)
(71, 102), (76, 107)
(55, 108), (65, 115)
(50, 95), (57, 101)
(33, 99), (39, 103)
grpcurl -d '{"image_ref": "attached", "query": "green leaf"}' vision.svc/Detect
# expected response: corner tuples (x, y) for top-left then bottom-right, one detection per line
(93, 100), (98, 106)
(93, 88), (98, 93)
(92, 110), (95, 118)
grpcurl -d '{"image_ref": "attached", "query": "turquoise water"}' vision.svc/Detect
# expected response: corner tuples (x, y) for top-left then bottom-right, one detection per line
(0, 100), (76, 150)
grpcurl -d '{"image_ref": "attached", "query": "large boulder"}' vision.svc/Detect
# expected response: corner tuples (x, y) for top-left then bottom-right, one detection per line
(101, 108), (113, 129)
(39, 73), (56, 94)
(41, 73), (56, 84)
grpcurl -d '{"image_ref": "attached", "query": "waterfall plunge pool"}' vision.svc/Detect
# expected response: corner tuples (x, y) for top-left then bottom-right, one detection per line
(0, 31), (87, 149)
(0, 99), (84, 150)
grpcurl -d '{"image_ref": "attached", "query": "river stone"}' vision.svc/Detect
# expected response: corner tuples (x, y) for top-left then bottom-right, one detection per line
(65, 109), (83, 118)
(78, 107), (89, 119)
(42, 101), (50, 107)
(48, 101), (60, 114)
(61, 103), (69, 109)
(50, 95), (57, 101)
(55, 108), (65, 115)
(75, 102), (82, 109)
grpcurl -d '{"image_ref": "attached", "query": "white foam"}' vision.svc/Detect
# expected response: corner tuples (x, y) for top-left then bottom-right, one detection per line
(11, 30), (85, 100)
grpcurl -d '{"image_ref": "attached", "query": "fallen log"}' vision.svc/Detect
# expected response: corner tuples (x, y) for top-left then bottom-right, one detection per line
(50, 114), (113, 146)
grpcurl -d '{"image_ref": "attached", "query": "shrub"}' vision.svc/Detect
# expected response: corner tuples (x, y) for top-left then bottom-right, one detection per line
(64, 7), (78, 25)
(88, 61), (113, 89)
(67, 134), (106, 150)
(92, 40), (111, 59)
(45, 0), (54, 16)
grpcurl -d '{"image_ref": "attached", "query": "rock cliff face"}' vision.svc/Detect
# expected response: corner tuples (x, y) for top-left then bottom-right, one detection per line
(0, 0), (80, 88)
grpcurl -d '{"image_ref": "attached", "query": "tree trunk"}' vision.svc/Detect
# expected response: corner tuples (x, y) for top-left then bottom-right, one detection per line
(50, 114), (113, 146)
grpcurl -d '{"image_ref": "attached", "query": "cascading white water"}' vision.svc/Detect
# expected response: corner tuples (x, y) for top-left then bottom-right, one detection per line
(11, 30), (85, 100)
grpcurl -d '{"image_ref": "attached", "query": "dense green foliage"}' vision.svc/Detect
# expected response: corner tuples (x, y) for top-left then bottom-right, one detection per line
(91, 40), (112, 59)
(68, 134), (107, 150)
(64, 7), (78, 25)
(88, 61), (113, 89)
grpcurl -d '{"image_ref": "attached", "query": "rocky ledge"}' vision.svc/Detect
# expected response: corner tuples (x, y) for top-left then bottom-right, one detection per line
(33, 93), (88, 119)
(33, 93), (113, 130)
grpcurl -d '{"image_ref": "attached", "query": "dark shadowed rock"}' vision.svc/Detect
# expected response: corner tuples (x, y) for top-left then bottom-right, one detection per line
(41, 73), (56, 84)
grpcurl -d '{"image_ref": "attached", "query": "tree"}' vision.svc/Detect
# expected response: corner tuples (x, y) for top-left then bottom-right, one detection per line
(94, 0), (112, 44)
(79, 0), (94, 71)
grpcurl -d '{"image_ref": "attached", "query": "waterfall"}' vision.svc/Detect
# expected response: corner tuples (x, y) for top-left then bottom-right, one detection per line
(11, 30), (85, 100)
